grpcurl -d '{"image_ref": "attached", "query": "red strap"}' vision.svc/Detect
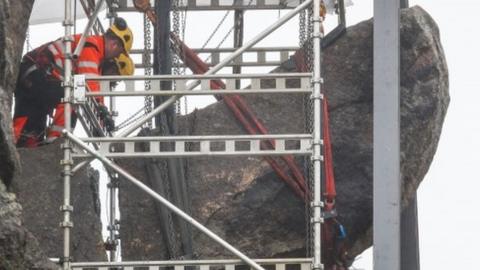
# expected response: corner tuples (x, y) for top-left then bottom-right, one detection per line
(173, 33), (307, 199)
(323, 97), (336, 203)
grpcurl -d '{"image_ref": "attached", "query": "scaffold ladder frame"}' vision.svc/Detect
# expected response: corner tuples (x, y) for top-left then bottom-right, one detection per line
(59, 0), (324, 270)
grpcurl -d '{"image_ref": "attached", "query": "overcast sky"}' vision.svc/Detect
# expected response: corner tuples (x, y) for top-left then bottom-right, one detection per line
(27, 0), (479, 269)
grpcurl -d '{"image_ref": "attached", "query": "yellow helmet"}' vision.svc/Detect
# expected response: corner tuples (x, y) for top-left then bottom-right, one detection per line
(109, 17), (133, 53)
(115, 53), (134, 75)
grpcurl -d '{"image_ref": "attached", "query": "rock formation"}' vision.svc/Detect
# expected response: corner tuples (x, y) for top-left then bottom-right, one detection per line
(118, 5), (449, 263)
(0, 1), (57, 268)
(13, 141), (107, 262)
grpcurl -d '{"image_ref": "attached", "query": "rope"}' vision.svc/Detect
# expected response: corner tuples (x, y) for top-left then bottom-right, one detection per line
(200, 10), (231, 50)
(114, 107), (146, 131)
(203, 0), (253, 63)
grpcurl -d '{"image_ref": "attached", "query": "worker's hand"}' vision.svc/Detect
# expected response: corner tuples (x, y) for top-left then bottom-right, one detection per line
(104, 116), (115, 133)
(97, 105), (115, 133)
(133, 0), (152, 13)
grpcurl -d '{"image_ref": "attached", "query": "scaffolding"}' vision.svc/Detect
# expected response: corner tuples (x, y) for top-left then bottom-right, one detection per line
(55, 0), (333, 269)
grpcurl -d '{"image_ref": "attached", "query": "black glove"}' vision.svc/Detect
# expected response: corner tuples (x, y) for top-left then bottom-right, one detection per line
(104, 116), (115, 133)
(97, 105), (115, 133)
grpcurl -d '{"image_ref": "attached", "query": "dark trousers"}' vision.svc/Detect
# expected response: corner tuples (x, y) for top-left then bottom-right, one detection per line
(13, 62), (63, 147)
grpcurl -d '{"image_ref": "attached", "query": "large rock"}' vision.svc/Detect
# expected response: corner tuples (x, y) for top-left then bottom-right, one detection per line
(13, 140), (107, 262)
(0, 181), (55, 270)
(118, 5), (449, 263)
(0, 1), (58, 269)
(0, 0), (32, 187)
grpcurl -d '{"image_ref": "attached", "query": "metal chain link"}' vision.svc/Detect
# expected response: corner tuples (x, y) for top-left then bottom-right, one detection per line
(299, 0), (306, 48)
(300, 0), (315, 257)
(180, 7), (188, 115)
(144, 14), (153, 129)
(172, 0), (189, 115)
(172, 0), (182, 115)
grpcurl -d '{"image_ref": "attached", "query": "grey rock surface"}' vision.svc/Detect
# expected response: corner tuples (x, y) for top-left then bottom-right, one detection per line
(0, 1), (59, 269)
(0, 0), (33, 188)
(118, 5), (449, 262)
(0, 181), (56, 270)
(13, 140), (107, 262)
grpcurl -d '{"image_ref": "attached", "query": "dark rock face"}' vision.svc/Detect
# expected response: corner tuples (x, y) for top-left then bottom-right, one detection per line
(0, 181), (56, 270)
(0, 1), (58, 269)
(119, 5), (449, 262)
(0, 0), (33, 187)
(13, 140), (107, 262)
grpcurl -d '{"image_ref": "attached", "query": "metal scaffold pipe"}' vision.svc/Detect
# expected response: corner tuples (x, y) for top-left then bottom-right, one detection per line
(312, 0), (323, 269)
(73, 0), (106, 58)
(118, 0), (313, 137)
(64, 130), (266, 270)
(62, 0), (75, 269)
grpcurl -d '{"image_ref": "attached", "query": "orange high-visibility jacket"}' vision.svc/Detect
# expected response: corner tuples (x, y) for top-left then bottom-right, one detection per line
(45, 34), (105, 93)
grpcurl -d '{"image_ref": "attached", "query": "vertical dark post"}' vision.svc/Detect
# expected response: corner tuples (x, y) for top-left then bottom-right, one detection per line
(233, 9), (244, 89)
(337, 0), (346, 26)
(154, 0), (173, 129)
(153, 0), (194, 260)
(398, 1), (420, 268)
(401, 197), (420, 270)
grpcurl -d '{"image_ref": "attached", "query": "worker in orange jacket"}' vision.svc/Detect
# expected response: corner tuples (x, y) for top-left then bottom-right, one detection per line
(13, 17), (133, 148)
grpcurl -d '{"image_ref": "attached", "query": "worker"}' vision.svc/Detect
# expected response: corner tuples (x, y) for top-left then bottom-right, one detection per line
(13, 17), (133, 148)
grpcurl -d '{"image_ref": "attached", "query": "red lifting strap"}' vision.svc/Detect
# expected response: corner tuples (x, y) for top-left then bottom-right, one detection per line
(171, 33), (307, 199)
(323, 97), (336, 204)
(293, 50), (337, 203)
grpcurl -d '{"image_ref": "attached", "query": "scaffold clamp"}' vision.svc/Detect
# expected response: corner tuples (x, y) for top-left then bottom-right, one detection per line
(74, 74), (86, 104)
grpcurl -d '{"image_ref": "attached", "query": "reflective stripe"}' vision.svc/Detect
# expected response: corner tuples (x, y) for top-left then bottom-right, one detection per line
(82, 73), (99, 77)
(53, 40), (65, 54)
(55, 59), (64, 68)
(48, 44), (60, 57)
(48, 124), (64, 133)
(78, 61), (98, 69)
(44, 136), (59, 143)
(20, 65), (38, 82)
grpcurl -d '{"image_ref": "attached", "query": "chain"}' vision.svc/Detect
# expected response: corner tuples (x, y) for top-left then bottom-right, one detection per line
(144, 14), (153, 129)
(172, 0), (189, 115)
(181, 9), (188, 115)
(299, 0), (306, 48)
(300, 0), (315, 257)
(172, 0), (182, 115)
(306, 5), (314, 72)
